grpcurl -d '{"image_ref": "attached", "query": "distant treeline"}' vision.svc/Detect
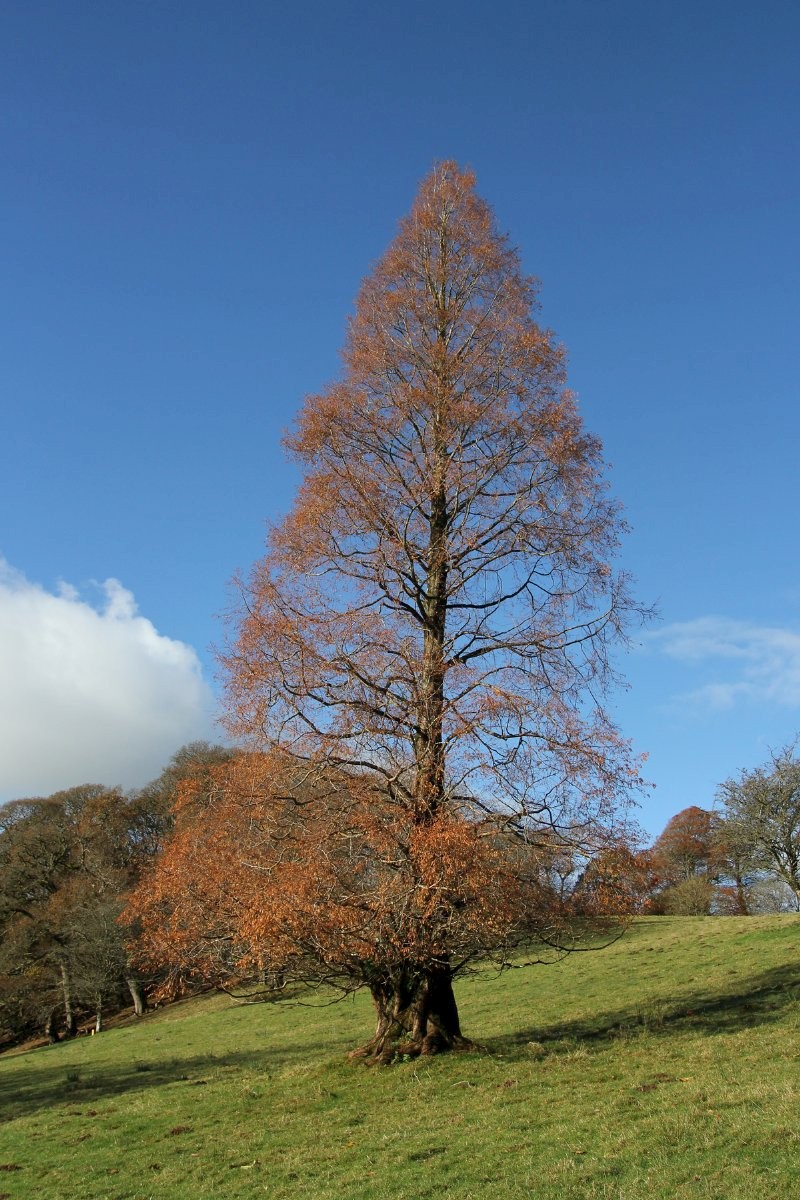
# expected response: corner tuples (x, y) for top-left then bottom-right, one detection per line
(0, 743), (232, 1046)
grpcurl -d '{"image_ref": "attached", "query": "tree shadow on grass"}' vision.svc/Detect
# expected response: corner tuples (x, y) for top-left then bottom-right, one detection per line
(0, 1040), (335, 1124)
(482, 961), (800, 1059)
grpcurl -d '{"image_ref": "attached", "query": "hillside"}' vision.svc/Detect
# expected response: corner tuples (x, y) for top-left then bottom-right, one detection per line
(0, 915), (798, 1199)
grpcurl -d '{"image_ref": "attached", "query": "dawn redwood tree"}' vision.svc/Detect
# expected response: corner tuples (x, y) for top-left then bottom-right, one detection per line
(132, 163), (645, 1059)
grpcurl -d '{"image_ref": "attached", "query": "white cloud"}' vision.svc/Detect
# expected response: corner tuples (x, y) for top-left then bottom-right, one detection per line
(0, 559), (217, 800)
(652, 616), (800, 709)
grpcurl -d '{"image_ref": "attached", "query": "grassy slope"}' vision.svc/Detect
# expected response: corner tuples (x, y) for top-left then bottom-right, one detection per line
(0, 915), (798, 1200)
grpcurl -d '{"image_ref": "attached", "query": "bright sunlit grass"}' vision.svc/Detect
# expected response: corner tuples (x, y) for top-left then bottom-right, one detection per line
(1, 915), (798, 1199)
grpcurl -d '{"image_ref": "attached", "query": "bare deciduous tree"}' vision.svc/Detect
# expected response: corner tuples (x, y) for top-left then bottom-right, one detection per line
(718, 740), (800, 909)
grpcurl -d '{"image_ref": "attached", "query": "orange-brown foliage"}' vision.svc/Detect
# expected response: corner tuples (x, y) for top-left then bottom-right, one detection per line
(125, 753), (629, 1002)
(130, 164), (646, 1050)
(650, 806), (725, 885)
(221, 162), (645, 829)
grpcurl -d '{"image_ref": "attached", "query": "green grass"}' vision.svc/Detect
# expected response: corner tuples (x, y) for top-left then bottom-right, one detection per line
(1, 915), (798, 1199)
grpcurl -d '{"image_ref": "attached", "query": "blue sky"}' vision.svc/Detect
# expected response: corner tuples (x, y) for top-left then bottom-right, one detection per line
(2, 0), (799, 836)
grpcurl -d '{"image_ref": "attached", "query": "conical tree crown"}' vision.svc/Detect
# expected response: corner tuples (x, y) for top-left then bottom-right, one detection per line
(224, 161), (640, 830)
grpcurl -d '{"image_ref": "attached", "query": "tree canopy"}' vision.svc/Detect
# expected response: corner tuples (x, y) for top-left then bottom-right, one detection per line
(718, 739), (800, 909)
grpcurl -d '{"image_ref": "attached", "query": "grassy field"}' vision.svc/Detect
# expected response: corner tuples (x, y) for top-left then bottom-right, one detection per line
(0, 915), (798, 1199)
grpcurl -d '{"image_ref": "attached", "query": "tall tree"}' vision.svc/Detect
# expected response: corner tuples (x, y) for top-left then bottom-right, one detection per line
(138, 163), (645, 1059)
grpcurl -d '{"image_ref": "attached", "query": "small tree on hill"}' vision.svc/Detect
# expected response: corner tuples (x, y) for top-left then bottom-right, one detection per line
(650, 806), (724, 884)
(129, 163), (645, 1060)
(647, 806), (726, 914)
(718, 740), (800, 909)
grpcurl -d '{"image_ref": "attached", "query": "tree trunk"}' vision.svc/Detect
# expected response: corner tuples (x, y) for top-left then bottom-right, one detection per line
(43, 1008), (60, 1043)
(60, 961), (76, 1037)
(94, 995), (103, 1034)
(734, 874), (750, 916)
(351, 964), (470, 1063)
(126, 976), (147, 1016)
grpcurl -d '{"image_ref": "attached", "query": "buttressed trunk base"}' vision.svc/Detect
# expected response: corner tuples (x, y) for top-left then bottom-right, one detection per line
(352, 966), (471, 1064)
